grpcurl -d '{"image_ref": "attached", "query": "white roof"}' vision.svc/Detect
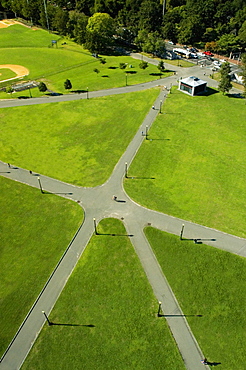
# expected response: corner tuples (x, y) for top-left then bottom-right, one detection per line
(180, 76), (207, 87)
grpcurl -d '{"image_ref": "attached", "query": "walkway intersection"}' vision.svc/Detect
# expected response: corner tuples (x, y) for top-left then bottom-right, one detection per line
(0, 62), (244, 370)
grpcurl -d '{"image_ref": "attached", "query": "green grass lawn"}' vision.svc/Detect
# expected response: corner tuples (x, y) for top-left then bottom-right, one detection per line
(22, 218), (185, 370)
(0, 89), (159, 186)
(124, 87), (246, 238)
(0, 68), (16, 81)
(145, 227), (246, 369)
(0, 176), (82, 357)
(0, 24), (172, 99)
(0, 24), (61, 48)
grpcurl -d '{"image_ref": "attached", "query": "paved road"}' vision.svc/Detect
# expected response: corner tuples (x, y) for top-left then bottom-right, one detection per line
(0, 66), (244, 370)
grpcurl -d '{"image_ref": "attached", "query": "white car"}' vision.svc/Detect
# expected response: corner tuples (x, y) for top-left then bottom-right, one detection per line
(190, 53), (198, 58)
(213, 61), (221, 67)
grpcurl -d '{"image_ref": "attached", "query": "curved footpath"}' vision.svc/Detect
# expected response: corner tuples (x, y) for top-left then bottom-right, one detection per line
(0, 56), (241, 109)
(0, 62), (245, 370)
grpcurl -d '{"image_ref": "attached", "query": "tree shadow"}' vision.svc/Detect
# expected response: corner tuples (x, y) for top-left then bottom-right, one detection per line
(0, 171), (11, 173)
(126, 71), (137, 74)
(149, 72), (163, 77)
(108, 66), (117, 69)
(227, 93), (244, 99)
(71, 89), (87, 94)
(18, 96), (29, 99)
(45, 92), (63, 96)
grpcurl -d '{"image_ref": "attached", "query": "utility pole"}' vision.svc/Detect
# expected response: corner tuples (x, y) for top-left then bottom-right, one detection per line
(43, 0), (50, 31)
(162, 0), (166, 16)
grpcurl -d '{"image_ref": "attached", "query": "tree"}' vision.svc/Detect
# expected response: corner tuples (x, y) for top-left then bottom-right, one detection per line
(100, 57), (106, 64)
(52, 7), (69, 35)
(6, 86), (13, 96)
(241, 53), (246, 98)
(158, 60), (165, 73)
(119, 62), (127, 69)
(93, 68), (100, 75)
(217, 34), (241, 56)
(38, 82), (47, 92)
(238, 20), (246, 45)
(218, 62), (232, 95)
(138, 0), (162, 32)
(139, 61), (148, 69)
(67, 11), (88, 44)
(64, 79), (72, 90)
(205, 41), (218, 53)
(85, 13), (115, 53)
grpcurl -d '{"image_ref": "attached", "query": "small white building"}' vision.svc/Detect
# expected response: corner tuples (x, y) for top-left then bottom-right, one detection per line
(178, 76), (207, 96)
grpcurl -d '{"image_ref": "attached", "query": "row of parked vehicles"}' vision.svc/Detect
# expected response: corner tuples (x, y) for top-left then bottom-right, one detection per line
(168, 42), (226, 69)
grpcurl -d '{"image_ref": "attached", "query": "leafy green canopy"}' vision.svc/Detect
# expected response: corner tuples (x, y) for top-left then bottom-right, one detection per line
(85, 12), (115, 53)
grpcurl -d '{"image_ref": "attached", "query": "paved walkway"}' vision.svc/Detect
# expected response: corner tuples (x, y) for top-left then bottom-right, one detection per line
(0, 66), (244, 370)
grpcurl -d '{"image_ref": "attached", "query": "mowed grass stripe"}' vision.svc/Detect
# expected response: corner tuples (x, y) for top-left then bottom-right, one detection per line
(145, 227), (246, 370)
(124, 87), (246, 237)
(22, 218), (185, 370)
(0, 89), (160, 186)
(0, 177), (82, 357)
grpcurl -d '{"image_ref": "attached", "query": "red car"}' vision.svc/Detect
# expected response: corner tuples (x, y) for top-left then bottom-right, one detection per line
(204, 51), (213, 56)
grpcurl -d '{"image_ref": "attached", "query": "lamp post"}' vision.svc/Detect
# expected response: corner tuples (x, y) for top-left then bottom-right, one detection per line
(87, 87), (89, 99)
(170, 83), (172, 93)
(180, 224), (184, 240)
(42, 311), (52, 326)
(145, 125), (148, 140)
(125, 162), (128, 178)
(160, 100), (162, 113)
(125, 73), (128, 86)
(93, 218), (98, 235)
(37, 177), (44, 194)
(158, 301), (162, 317)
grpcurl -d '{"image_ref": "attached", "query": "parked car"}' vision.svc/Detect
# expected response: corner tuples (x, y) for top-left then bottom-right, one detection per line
(212, 61), (221, 68)
(189, 47), (198, 53)
(190, 53), (198, 59)
(213, 60), (221, 66)
(204, 51), (213, 56)
(168, 40), (175, 45)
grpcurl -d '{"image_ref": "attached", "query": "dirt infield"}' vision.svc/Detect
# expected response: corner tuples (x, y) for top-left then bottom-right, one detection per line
(0, 64), (29, 83)
(0, 19), (24, 28)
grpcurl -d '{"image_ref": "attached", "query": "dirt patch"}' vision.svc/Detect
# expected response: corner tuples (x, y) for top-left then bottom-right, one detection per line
(0, 64), (29, 78)
(0, 19), (25, 29)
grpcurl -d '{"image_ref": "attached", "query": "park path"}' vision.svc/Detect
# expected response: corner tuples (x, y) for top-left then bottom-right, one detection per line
(0, 69), (245, 370)
(0, 55), (241, 109)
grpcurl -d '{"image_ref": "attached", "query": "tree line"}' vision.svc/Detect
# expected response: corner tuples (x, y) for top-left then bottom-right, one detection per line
(0, 0), (245, 56)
